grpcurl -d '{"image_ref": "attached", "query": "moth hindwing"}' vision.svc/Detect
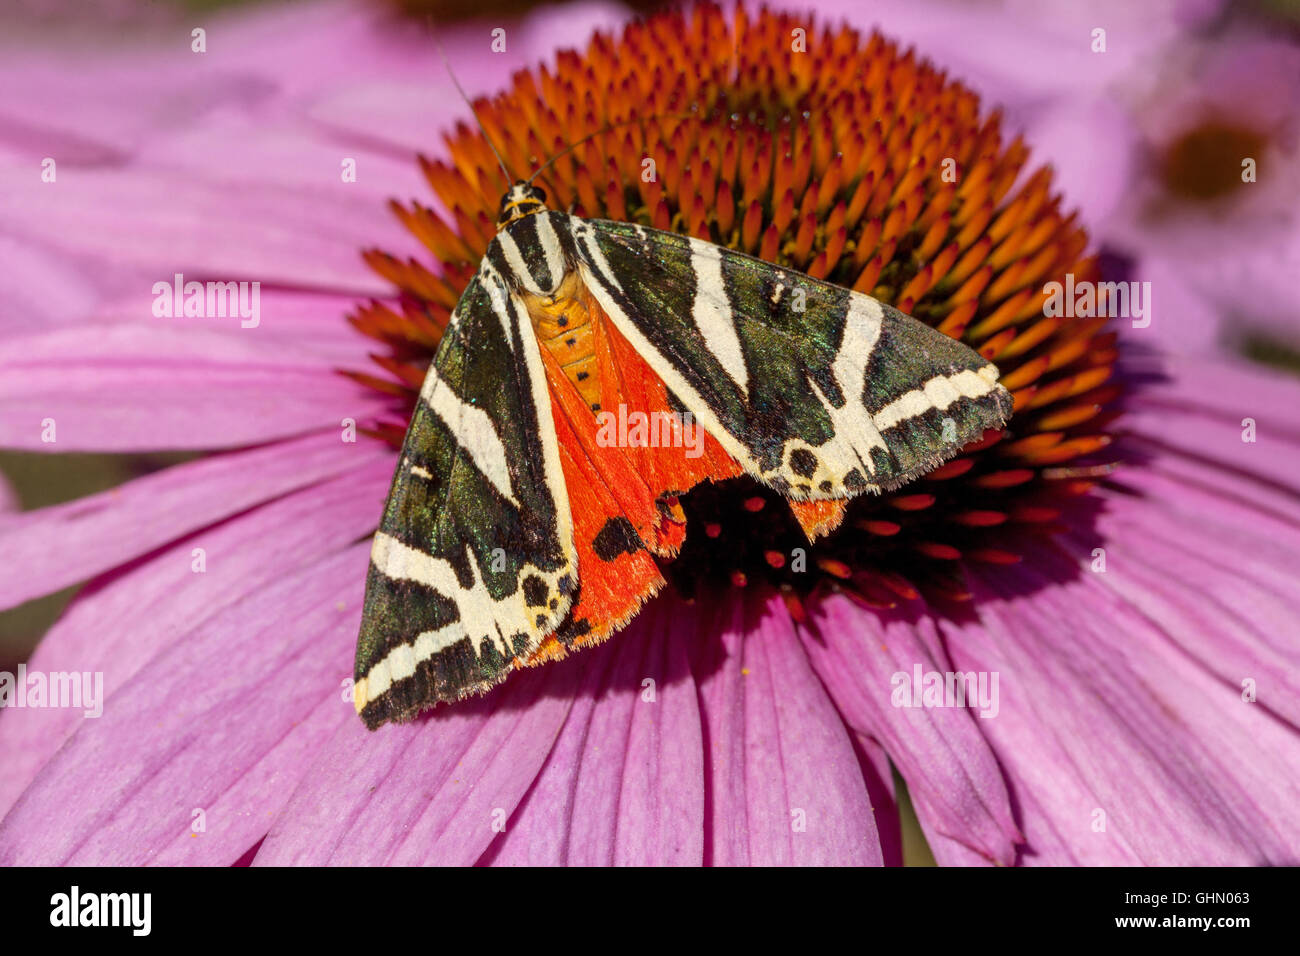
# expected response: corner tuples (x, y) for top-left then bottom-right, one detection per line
(355, 184), (1012, 728)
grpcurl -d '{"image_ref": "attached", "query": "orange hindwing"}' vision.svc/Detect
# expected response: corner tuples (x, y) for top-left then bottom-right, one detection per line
(520, 273), (741, 663)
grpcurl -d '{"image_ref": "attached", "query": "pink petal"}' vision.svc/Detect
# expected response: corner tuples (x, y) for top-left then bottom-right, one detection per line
(481, 596), (705, 865)
(0, 237), (99, 336)
(0, 430), (392, 609)
(3, 164), (411, 299)
(852, 732), (904, 865)
(75, 288), (401, 366)
(301, 3), (633, 156)
(0, 324), (395, 451)
(0, 543), (372, 865)
(256, 667), (576, 866)
(1080, 471), (1300, 724)
(937, 345), (1300, 864)
(815, 0), (1210, 109)
(693, 592), (883, 865)
(0, 458), (393, 818)
(0, 34), (273, 166)
(803, 595), (1021, 866)
(1116, 350), (1300, 487)
(1134, 351), (1300, 426)
(0, 2), (630, 322)
(956, 531), (1300, 865)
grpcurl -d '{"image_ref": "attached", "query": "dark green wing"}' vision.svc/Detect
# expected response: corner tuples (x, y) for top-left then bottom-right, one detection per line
(354, 263), (576, 729)
(569, 217), (1012, 499)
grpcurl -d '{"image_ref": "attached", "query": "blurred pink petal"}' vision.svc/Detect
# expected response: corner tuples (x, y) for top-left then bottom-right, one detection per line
(0, 544), (372, 865)
(0, 237), (100, 334)
(3, 165), (412, 297)
(0, 324), (393, 451)
(305, 2), (634, 155)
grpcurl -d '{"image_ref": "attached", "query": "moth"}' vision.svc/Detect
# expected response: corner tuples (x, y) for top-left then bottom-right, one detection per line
(353, 178), (1012, 729)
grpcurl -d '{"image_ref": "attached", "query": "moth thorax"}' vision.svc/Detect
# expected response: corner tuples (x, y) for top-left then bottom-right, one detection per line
(522, 271), (602, 413)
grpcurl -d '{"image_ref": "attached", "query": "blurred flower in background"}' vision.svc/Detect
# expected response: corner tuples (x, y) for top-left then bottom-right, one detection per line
(1, 0), (1298, 866)
(1114, 29), (1300, 361)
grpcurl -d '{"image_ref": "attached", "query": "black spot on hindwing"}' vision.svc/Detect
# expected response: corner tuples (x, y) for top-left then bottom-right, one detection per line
(591, 516), (643, 561)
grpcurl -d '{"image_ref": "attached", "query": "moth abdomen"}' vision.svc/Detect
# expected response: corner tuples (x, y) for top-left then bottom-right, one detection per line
(522, 270), (604, 412)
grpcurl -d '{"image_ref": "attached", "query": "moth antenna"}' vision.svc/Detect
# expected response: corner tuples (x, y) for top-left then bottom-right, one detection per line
(431, 23), (514, 185)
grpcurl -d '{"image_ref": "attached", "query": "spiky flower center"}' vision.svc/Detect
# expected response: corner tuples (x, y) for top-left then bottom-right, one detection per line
(348, 3), (1119, 612)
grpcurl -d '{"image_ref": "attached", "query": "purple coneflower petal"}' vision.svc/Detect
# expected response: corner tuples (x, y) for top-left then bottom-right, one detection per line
(5, 164), (410, 297)
(0, 542), (373, 865)
(851, 732), (905, 865)
(803, 597), (1022, 866)
(0, 459), (393, 819)
(1123, 352), (1300, 479)
(693, 593), (883, 865)
(1081, 471), (1300, 724)
(0, 325), (392, 451)
(0, 430), (389, 609)
(256, 666), (576, 866)
(481, 596), (705, 866)
(303, 2), (634, 155)
(0, 238), (100, 335)
(957, 531), (1300, 864)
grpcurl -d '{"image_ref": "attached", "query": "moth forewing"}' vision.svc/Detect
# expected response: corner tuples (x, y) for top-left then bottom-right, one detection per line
(353, 253), (578, 729)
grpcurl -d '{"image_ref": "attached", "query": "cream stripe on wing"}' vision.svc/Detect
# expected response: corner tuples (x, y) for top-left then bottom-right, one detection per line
(577, 219), (892, 491)
(688, 239), (750, 399)
(419, 367), (518, 508)
(573, 235), (760, 478)
(496, 228), (557, 297)
(509, 284), (577, 591)
(873, 365), (1000, 431)
(808, 293), (889, 474)
(496, 230), (540, 295)
(358, 533), (514, 707)
(479, 261), (518, 353)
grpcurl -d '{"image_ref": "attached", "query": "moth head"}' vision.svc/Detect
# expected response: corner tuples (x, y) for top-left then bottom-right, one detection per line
(497, 181), (548, 227)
